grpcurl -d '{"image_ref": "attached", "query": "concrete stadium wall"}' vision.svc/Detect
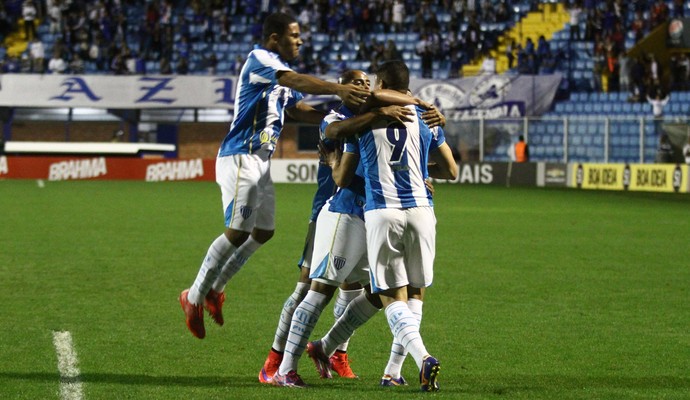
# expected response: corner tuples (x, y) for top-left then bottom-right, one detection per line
(6, 122), (318, 160)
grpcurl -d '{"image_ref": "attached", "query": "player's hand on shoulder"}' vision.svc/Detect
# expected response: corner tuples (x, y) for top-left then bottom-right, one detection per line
(377, 105), (414, 125)
(421, 105), (446, 128)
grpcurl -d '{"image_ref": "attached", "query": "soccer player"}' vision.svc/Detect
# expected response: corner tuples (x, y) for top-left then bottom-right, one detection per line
(257, 138), (363, 383)
(272, 69), (450, 388)
(178, 12), (369, 339)
(309, 60), (457, 392)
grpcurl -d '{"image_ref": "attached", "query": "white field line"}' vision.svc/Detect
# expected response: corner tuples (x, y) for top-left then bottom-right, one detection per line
(52, 331), (84, 400)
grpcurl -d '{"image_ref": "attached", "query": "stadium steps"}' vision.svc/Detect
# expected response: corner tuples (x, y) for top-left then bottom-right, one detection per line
(462, 3), (569, 76)
(3, 19), (36, 57)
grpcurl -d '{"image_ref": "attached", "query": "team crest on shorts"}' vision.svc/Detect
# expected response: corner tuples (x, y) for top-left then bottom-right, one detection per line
(240, 205), (253, 220)
(333, 256), (346, 271)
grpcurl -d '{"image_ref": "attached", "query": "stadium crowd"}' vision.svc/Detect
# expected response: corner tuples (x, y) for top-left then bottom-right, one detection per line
(0, 0), (688, 98)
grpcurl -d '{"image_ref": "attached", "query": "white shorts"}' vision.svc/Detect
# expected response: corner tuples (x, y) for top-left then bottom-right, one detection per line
(309, 204), (369, 287)
(216, 154), (275, 232)
(365, 206), (436, 292)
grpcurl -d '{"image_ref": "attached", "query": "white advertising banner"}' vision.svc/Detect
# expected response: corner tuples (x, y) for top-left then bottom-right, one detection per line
(0, 74), (237, 109)
(0, 73), (562, 114)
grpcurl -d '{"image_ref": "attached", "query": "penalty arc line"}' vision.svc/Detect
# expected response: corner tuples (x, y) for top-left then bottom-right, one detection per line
(52, 331), (84, 400)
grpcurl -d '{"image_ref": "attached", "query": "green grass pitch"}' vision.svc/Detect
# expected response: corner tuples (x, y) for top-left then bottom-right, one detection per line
(1, 180), (688, 399)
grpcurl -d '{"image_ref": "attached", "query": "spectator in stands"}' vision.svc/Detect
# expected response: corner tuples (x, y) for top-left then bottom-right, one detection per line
(47, 0), (62, 35)
(392, 0), (405, 33)
(160, 56), (172, 75)
(629, 55), (647, 102)
(219, 14), (230, 42)
(505, 39), (516, 69)
(110, 51), (127, 75)
(230, 54), (244, 76)
(335, 53), (347, 75)
(481, 53), (496, 75)
(590, 40), (606, 91)
(326, 9), (338, 44)
(20, 52), (31, 73)
(47, 48), (67, 74)
(655, 134), (673, 163)
(382, 39), (401, 61)
(28, 36), (45, 73)
(605, 48), (619, 92)
(69, 52), (85, 74)
(204, 53), (218, 75)
(647, 89), (669, 136)
(683, 136), (690, 164)
(568, 1), (583, 41)
(630, 10), (647, 43)
(619, 51), (630, 92)
(342, 9), (357, 45)
(355, 40), (369, 61)
(21, 0), (37, 41)
(176, 57), (189, 75)
(416, 34), (434, 79)
(650, 0), (669, 29)
(2, 55), (20, 73)
(539, 50), (557, 74)
(508, 135), (529, 162)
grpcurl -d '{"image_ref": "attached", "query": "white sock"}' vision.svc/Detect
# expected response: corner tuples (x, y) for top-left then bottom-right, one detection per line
(211, 236), (262, 292)
(385, 301), (428, 371)
(278, 290), (329, 375)
(333, 288), (364, 352)
(271, 282), (309, 352)
(384, 298), (424, 378)
(322, 293), (379, 356)
(188, 234), (235, 305)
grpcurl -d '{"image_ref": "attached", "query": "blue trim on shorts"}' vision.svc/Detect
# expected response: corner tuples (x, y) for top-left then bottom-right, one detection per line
(309, 255), (329, 280)
(224, 199), (235, 227)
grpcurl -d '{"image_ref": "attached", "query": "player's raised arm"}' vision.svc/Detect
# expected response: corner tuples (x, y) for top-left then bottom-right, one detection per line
(363, 89), (446, 128)
(277, 71), (369, 106)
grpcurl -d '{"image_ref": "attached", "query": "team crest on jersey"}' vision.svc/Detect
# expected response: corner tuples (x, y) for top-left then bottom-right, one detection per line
(240, 205), (253, 220)
(332, 256), (346, 271)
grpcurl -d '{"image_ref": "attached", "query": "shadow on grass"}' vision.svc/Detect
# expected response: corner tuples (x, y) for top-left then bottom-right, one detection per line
(1, 372), (251, 388)
(458, 374), (690, 396)
(3, 372), (690, 394)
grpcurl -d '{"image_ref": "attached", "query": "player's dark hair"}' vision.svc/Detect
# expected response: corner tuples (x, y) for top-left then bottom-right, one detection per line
(376, 60), (410, 91)
(262, 13), (297, 43)
(338, 69), (362, 85)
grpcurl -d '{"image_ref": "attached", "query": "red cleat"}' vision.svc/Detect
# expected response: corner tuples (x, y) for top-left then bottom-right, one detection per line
(204, 289), (225, 326)
(330, 350), (358, 379)
(179, 289), (205, 339)
(306, 340), (332, 379)
(272, 370), (307, 388)
(258, 349), (283, 384)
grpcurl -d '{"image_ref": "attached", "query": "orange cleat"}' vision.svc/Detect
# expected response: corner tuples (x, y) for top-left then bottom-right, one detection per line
(258, 349), (283, 384)
(330, 350), (358, 379)
(179, 289), (205, 339)
(204, 289), (226, 326)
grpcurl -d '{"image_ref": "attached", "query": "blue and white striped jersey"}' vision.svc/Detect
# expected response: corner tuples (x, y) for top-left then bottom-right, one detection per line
(344, 104), (446, 211)
(218, 45), (304, 157)
(320, 106), (366, 220)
